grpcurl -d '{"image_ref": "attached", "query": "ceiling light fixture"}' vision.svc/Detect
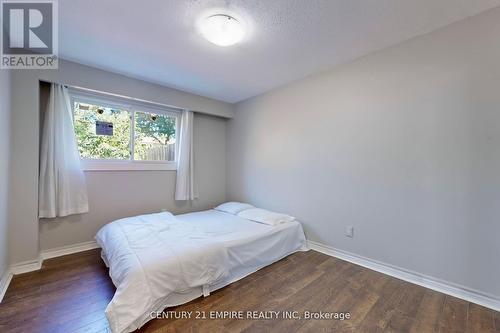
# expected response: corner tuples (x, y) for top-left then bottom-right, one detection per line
(199, 14), (245, 47)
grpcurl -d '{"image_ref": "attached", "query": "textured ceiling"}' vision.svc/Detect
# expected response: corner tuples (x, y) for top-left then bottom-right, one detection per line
(59, 0), (500, 103)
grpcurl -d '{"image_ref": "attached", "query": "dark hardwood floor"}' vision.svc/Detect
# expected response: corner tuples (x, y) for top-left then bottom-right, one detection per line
(0, 249), (498, 333)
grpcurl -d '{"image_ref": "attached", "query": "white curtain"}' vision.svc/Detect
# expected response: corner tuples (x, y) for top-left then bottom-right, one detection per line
(175, 110), (196, 200)
(39, 83), (89, 218)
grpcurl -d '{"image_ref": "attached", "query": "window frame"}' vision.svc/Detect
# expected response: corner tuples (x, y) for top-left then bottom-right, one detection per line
(69, 90), (180, 172)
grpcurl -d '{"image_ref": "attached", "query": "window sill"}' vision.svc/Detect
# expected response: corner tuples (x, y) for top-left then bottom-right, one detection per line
(81, 160), (177, 171)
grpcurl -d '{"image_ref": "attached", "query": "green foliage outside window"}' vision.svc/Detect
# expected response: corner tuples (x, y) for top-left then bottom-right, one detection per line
(134, 111), (176, 161)
(73, 102), (176, 161)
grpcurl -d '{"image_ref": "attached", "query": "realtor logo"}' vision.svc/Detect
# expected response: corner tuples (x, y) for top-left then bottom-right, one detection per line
(1, 0), (58, 68)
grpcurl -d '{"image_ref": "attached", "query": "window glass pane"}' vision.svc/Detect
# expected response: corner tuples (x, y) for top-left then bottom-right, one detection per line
(73, 102), (131, 159)
(134, 111), (176, 161)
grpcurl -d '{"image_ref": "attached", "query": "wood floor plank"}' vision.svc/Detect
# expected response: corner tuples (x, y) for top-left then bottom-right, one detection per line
(396, 283), (427, 318)
(410, 289), (446, 333)
(356, 278), (407, 333)
(437, 296), (469, 333)
(466, 303), (495, 333)
(243, 270), (351, 332)
(495, 311), (500, 333)
(0, 249), (497, 333)
(384, 311), (415, 333)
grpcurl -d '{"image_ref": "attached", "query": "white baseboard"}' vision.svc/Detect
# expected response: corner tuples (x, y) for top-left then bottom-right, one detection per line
(3, 238), (499, 312)
(40, 240), (99, 260)
(9, 258), (42, 275)
(0, 240), (100, 303)
(1, 258), (43, 302)
(308, 240), (500, 312)
(0, 270), (13, 302)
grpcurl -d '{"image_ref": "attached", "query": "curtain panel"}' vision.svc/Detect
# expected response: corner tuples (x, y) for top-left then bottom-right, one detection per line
(39, 83), (89, 218)
(175, 110), (196, 200)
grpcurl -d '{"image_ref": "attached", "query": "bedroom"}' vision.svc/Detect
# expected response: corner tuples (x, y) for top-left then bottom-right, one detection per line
(0, 0), (499, 332)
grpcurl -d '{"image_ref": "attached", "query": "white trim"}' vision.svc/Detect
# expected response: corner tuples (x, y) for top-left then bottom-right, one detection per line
(67, 86), (185, 114)
(7, 238), (498, 312)
(0, 270), (13, 302)
(81, 160), (177, 171)
(9, 258), (42, 275)
(40, 240), (100, 260)
(308, 240), (500, 312)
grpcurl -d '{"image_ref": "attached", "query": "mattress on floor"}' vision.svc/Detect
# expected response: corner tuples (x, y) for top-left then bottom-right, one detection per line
(97, 209), (308, 333)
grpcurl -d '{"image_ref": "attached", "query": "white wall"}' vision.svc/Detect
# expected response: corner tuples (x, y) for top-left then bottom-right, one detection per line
(9, 60), (231, 264)
(227, 7), (500, 298)
(0, 69), (11, 279)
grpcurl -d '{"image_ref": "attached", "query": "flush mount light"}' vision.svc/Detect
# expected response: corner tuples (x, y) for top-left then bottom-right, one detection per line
(199, 14), (245, 46)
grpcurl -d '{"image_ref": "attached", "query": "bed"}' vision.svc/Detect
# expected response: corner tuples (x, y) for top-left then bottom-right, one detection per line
(96, 209), (308, 333)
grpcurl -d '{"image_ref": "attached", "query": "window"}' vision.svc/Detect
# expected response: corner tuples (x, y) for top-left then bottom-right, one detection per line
(74, 102), (131, 160)
(134, 111), (176, 162)
(70, 90), (179, 171)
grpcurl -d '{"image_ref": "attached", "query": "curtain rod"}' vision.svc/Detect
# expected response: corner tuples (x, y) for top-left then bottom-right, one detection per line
(40, 79), (187, 112)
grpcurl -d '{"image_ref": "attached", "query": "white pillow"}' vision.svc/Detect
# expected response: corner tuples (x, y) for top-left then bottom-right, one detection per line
(237, 208), (295, 226)
(214, 202), (254, 215)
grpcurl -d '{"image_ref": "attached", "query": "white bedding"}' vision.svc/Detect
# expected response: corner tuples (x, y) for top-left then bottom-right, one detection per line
(96, 209), (307, 333)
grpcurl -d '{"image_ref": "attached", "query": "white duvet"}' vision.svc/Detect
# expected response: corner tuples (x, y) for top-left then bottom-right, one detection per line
(96, 212), (230, 333)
